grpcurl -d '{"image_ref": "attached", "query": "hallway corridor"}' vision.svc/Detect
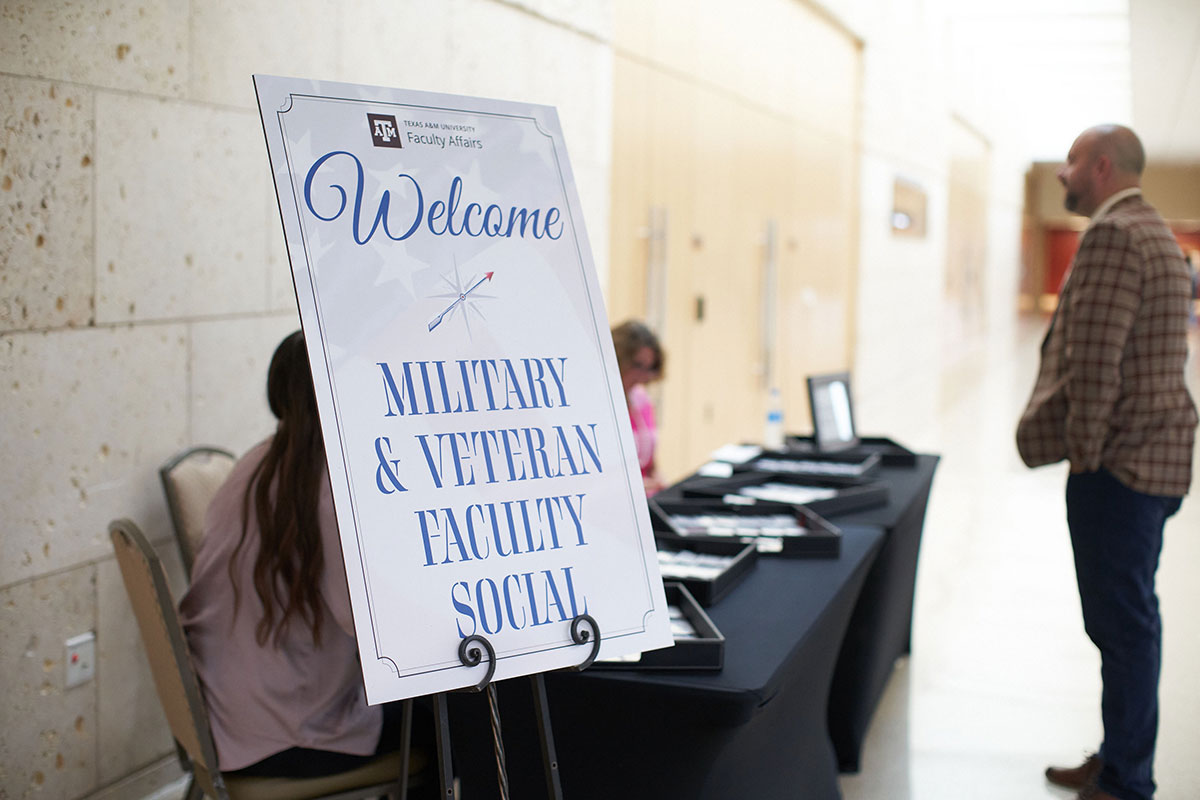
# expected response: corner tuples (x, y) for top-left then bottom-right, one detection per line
(841, 316), (1200, 800)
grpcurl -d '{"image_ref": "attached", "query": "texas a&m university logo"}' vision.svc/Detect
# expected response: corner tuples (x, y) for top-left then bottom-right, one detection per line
(367, 113), (402, 148)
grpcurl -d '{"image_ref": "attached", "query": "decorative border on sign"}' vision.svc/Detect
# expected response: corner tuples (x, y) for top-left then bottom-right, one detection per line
(275, 91), (662, 679)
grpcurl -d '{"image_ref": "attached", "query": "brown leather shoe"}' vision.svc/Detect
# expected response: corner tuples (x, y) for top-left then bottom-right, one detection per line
(1075, 783), (1118, 800)
(1046, 753), (1102, 790)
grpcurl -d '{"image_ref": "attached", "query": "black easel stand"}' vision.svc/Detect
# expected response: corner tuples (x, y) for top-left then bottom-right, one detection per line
(412, 614), (600, 800)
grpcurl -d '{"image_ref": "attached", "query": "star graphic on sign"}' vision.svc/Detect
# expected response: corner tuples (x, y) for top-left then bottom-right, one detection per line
(427, 257), (496, 337)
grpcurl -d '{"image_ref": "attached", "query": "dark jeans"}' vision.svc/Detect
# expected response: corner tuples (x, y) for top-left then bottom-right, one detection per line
(231, 697), (434, 781)
(1066, 468), (1181, 800)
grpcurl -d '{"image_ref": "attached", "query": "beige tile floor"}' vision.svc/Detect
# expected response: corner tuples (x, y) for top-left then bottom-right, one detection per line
(841, 315), (1200, 800)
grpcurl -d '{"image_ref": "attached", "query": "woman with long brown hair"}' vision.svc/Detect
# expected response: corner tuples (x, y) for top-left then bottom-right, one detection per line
(180, 330), (420, 778)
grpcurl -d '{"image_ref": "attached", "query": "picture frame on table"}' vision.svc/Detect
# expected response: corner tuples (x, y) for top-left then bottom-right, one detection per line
(807, 371), (859, 452)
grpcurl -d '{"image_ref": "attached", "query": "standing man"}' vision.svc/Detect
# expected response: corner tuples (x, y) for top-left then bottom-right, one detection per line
(1017, 124), (1197, 800)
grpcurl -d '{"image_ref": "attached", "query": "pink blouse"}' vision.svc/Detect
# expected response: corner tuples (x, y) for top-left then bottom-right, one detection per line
(628, 384), (658, 481)
(179, 439), (380, 771)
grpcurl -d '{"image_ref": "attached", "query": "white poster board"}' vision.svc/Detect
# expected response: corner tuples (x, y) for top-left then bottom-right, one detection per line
(253, 75), (672, 702)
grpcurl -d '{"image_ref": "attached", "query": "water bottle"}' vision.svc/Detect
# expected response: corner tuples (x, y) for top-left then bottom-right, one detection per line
(764, 387), (785, 450)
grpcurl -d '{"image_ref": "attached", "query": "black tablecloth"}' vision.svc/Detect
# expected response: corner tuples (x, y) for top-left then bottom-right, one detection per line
(449, 525), (885, 800)
(821, 455), (938, 772)
(654, 451), (940, 773)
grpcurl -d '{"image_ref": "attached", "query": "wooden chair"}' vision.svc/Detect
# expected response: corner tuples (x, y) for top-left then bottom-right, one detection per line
(159, 446), (236, 577)
(109, 518), (424, 800)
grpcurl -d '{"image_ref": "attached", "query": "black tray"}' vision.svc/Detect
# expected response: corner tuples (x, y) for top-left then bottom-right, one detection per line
(649, 498), (841, 559)
(783, 434), (918, 467)
(679, 471), (889, 518)
(654, 538), (758, 606)
(737, 449), (881, 481)
(591, 582), (724, 671)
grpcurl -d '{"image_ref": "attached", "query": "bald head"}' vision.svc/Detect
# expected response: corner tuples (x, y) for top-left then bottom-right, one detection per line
(1084, 124), (1145, 176)
(1057, 124), (1145, 217)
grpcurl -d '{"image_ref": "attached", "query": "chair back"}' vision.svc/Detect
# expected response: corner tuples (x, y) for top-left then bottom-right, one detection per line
(160, 446), (236, 576)
(111, 518), (417, 800)
(109, 518), (230, 799)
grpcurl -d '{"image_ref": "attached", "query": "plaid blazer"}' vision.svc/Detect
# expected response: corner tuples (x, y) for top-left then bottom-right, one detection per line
(1017, 194), (1198, 497)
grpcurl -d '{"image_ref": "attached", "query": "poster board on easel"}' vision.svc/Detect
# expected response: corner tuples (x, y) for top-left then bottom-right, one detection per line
(254, 75), (672, 703)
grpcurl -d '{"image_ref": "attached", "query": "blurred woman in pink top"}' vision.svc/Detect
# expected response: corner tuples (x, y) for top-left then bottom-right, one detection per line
(612, 320), (666, 496)
(180, 330), (427, 780)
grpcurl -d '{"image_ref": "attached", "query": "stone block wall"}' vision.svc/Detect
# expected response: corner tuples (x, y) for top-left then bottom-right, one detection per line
(0, 2), (613, 797)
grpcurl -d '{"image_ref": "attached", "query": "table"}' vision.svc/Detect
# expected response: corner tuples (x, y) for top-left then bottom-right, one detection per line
(820, 454), (938, 772)
(655, 449), (940, 773)
(449, 524), (885, 800)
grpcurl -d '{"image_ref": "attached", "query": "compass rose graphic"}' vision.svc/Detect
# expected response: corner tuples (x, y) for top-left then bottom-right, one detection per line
(427, 258), (496, 335)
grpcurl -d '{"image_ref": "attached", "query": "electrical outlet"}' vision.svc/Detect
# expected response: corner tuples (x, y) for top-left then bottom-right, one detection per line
(65, 632), (96, 689)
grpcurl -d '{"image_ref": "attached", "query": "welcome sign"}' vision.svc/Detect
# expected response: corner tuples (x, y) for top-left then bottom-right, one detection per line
(254, 75), (672, 702)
